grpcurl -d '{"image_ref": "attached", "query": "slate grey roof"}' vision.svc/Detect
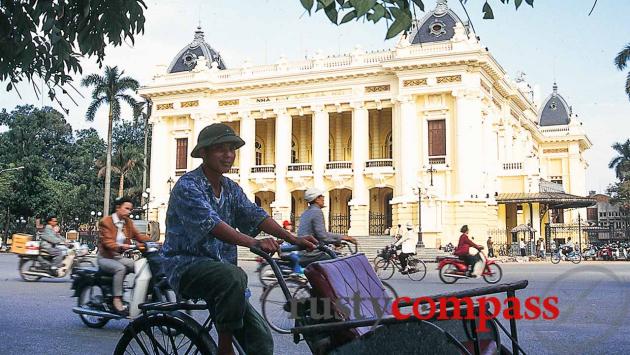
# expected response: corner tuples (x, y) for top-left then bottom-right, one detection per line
(409, 0), (468, 45)
(539, 83), (571, 126)
(167, 27), (226, 73)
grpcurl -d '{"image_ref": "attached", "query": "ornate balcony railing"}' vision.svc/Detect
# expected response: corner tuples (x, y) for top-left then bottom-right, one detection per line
(502, 162), (523, 170)
(326, 161), (352, 170)
(428, 156), (446, 165)
(288, 163), (312, 172)
(227, 167), (239, 174)
(365, 159), (393, 168)
(251, 165), (275, 173)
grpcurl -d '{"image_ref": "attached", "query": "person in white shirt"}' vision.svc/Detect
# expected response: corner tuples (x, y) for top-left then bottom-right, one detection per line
(395, 222), (418, 273)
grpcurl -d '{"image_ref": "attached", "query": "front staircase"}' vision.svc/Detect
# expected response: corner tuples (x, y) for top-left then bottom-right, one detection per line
(237, 235), (450, 263)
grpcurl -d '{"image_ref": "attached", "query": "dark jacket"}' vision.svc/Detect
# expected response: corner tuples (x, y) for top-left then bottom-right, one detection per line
(98, 215), (150, 259)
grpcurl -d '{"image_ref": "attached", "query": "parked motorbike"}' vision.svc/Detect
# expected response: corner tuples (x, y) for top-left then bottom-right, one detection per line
(70, 242), (174, 328)
(18, 241), (96, 281)
(437, 248), (502, 284)
(582, 245), (598, 261)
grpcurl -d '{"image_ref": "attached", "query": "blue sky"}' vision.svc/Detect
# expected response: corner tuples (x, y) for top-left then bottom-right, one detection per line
(1, 0), (628, 193)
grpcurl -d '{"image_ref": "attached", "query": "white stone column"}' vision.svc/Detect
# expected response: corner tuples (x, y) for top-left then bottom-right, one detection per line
(348, 102), (369, 236)
(239, 111), (255, 200)
(397, 96), (420, 201)
(271, 108), (292, 221)
(453, 89), (484, 199)
(312, 106), (330, 222)
(149, 115), (169, 234)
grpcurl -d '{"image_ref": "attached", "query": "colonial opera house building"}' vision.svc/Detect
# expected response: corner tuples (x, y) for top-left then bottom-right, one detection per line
(140, 1), (594, 250)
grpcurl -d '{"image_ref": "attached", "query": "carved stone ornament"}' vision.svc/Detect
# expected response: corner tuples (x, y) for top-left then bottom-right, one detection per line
(156, 103), (174, 110)
(403, 78), (428, 87)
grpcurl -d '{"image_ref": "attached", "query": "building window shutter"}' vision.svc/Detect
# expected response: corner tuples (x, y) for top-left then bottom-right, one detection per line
(428, 120), (446, 156)
(176, 138), (188, 170)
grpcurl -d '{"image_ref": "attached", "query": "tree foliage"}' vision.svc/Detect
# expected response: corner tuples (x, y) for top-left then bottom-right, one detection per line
(614, 43), (630, 101)
(299, 0), (534, 39)
(0, 0), (147, 108)
(0, 105), (148, 236)
(609, 139), (630, 181)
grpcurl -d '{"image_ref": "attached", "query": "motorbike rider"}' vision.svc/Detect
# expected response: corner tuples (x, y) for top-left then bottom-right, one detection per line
(160, 123), (318, 355)
(40, 215), (65, 272)
(297, 187), (357, 267)
(454, 225), (484, 276)
(97, 196), (151, 314)
(394, 221), (418, 273)
(560, 237), (575, 257)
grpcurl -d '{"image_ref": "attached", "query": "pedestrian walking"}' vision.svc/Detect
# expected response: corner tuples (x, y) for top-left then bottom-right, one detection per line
(519, 238), (526, 257)
(487, 236), (495, 258)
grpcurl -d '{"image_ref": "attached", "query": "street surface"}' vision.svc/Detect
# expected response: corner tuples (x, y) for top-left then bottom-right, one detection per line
(1, 253), (629, 354)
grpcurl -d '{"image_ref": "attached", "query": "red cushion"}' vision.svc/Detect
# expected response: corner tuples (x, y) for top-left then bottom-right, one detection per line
(462, 339), (498, 355)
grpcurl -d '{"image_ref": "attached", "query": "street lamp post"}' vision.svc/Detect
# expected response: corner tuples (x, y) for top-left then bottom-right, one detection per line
(142, 188), (151, 221)
(413, 186), (426, 248)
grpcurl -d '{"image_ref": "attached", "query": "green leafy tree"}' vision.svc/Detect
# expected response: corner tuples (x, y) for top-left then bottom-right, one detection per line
(609, 139), (630, 181)
(614, 43), (630, 101)
(81, 66), (139, 215)
(0, 0), (147, 109)
(299, 0), (534, 39)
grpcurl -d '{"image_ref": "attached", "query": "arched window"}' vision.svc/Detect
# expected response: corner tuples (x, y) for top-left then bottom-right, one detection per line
(255, 138), (263, 165)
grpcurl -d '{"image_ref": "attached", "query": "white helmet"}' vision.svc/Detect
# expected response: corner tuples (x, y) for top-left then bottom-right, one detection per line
(304, 187), (325, 203)
(406, 221), (414, 229)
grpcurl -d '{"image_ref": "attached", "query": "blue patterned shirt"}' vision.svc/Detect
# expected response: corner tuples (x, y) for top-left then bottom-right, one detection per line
(160, 166), (269, 291)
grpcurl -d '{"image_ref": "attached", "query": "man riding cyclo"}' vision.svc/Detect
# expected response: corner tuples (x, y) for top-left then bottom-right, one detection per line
(296, 187), (357, 267)
(160, 123), (318, 355)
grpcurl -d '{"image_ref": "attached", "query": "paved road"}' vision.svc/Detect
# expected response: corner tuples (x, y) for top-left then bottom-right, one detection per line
(1, 253), (629, 354)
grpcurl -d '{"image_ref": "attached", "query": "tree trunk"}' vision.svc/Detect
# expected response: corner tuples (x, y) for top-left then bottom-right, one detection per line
(104, 106), (114, 216)
(118, 173), (125, 198)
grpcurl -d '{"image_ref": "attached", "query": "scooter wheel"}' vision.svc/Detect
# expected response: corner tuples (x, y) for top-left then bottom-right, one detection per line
(438, 264), (459, 284)
(19, 259), (42, 282)
(482, 264), (502, 284)
(78, 286), (110, 328)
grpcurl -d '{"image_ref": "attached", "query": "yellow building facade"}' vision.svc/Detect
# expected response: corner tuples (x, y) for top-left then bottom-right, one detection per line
(140, 3), (592, 248)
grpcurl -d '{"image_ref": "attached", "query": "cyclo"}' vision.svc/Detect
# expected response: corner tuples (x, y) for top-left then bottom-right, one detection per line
(114, 244), (528, 355)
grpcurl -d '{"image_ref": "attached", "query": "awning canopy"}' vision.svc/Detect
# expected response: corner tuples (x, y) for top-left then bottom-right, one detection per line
(496, 192), (596, 209)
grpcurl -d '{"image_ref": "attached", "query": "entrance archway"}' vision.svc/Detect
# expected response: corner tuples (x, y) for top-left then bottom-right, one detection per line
(368, 187), (393, 236)
(328, 188), (352, 234)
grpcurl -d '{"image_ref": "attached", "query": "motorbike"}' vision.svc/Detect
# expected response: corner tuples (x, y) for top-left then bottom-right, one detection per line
(582, 245), (598, 261)
(437, 248), (503, 284)
(18, 241), (96, 281)
(70, 242), (174, 328)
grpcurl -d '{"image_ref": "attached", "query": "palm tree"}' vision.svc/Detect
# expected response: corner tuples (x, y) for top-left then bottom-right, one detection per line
(609, 139), (630, 181)
(97, 145), (144, 198)
(614, 43), (630, 100)
(82, 66), (139, 215)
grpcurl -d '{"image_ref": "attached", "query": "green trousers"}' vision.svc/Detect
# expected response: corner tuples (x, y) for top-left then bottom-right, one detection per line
(179, 260), (273, 355)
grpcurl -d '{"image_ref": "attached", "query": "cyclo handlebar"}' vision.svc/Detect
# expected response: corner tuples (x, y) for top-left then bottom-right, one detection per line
(250, 243), (336, 300)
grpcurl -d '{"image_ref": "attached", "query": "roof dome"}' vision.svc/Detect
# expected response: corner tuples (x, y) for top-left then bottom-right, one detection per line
(167, 27), (226, 73)
(538, 83), (571, 126)
(408, 0), (468, 45)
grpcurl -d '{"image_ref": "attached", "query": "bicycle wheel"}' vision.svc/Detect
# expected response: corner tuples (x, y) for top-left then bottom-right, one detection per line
(261, 279), (310, 334)
(381, 281), (399, 300)
(375, 258), (394, 280)
(551, 253), (561, 264)
(114, 312), (217, 355)
(571, 253), (582, 264)
(406, 257), (427, 281)
(258, 263), (277, 287)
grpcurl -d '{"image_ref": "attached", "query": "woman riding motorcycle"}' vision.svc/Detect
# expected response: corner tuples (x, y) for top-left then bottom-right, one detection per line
(454, 225), (484, 276)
